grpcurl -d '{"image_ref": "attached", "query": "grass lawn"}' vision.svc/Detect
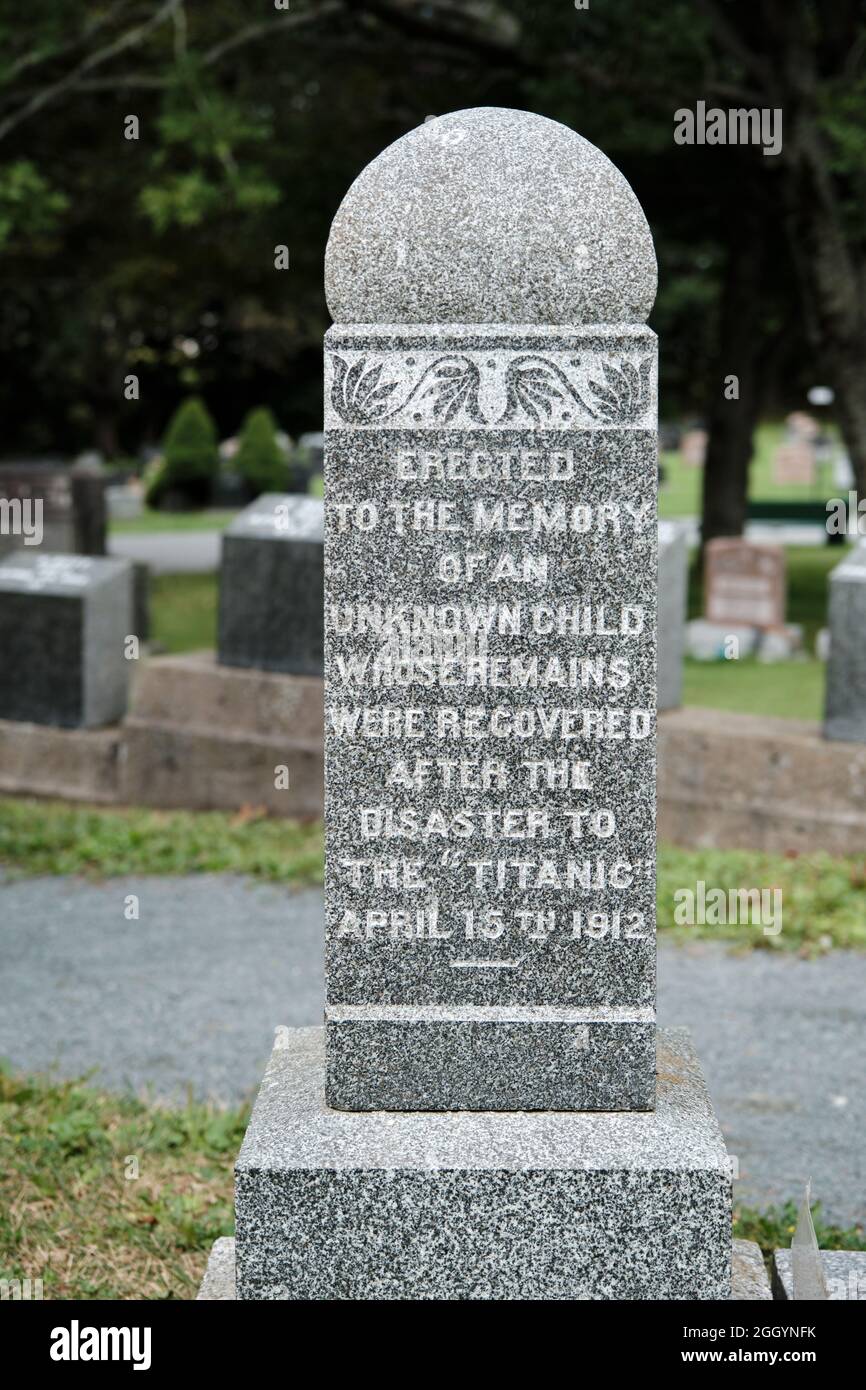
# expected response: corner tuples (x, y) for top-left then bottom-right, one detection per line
(0, 1064), (244, 1300)
(0, 1061), (860, 1299)
(1, 799), (863, 954)
(0, 799), (323, 885)
(659, 421), (840, 518)
(110, 509), (240, 535)
(682, 658), (825, 721)
(150, 573), (218, 654)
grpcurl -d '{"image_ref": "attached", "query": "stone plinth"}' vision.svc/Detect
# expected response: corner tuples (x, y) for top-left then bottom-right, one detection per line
(234, 1027), (730, 1301)
(218, 493), (324, 676)
(120, 650), (323, 817)
(658, 707), (866, 855)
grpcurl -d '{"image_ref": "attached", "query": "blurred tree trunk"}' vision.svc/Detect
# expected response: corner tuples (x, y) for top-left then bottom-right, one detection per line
(701, 209), (765, 544)
(701, 0), (866, 497)
(781, 77), (866, 498)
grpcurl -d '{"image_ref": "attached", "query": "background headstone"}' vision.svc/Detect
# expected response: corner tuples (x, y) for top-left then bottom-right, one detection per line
(0, 551), (133, 727)
(679, 427), (707, 467)
(218, 493), (324, 676)
(704, 538), (785, 630)
(0, 459), (107, 557)
(658, 520), (688, 710)
(824, 542), (866, 743)
(772, 441), (815, 487)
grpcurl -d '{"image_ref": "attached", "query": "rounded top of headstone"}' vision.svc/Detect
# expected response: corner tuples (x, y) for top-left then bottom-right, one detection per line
(325, 107), (656, 326)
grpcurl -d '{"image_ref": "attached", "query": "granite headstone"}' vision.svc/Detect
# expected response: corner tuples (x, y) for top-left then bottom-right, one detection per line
(0, 551), (133, 727)
(217, 493), (324, 676)
(658, 520), (688, 710)
(231, 107), (731, 1302)
(824, 542), (866, 743)
(705, 537), (785, 630)
(324, 114), (658, 1114)
(0, 459), (107, 558)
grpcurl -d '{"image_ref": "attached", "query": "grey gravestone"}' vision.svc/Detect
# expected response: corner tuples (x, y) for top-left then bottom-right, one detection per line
(217, 493), (324, 676)
(294, 431), (325, 491)
(0, 459), (107, 558)
(232, 107), (731, 1301)
(0, 551), (133, 727)
(658, 520), (688, 711)
(824, 543), (866, 742)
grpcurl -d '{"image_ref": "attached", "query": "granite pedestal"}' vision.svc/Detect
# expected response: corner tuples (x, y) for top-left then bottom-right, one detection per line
(234, 1027), (731, 1301)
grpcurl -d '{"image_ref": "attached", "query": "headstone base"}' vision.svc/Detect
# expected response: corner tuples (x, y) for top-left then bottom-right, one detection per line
(200, 1237), (773, 1301)
(233, 1026), (731, 1300)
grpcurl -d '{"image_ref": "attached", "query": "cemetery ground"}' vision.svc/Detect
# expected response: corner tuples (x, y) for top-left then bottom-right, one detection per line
(1, 800), (865, 1297)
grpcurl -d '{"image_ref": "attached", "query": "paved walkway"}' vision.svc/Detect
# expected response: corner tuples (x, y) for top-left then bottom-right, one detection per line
(109, 530), (221, 574)
(1, 873), (863, 1225)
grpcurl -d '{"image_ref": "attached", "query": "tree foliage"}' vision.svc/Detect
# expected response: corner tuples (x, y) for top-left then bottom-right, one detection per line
(234, 406), (287, 499)
(0, 1), (863, 533)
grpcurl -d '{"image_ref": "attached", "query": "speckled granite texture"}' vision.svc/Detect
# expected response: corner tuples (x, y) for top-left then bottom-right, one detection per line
(325, 107), (656, 325)
(233, 1027), (731, 1300)
(324, 323), (658, 1109)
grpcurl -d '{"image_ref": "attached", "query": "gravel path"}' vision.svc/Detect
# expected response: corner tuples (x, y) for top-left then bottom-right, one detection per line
(1, 873), (863, 1225)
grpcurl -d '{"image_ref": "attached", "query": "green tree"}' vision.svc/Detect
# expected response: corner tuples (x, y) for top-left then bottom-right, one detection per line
(234, 407), (287, 498)
(148, 395), (217, 508)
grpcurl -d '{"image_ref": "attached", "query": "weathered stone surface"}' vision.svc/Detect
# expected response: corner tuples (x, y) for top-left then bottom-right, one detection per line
(218, 493), (323, 676)
(234, 1027), (731, 1301)
(0, 459), (107, 558)
(773, 1249), (866, 1301)
(324, 323), (658, 1110)
(121, 652), (323, 817)
(0, 719), (121, 802)
(658, 707), (866, 855)
(325, 108), (656, 327)
(824, 543), (866, 743)
(197, 1237), (237, 1300)
(730, 1239), (772, 1301)
(0, 551), (133, 727)
(658, 520), (687, 710)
